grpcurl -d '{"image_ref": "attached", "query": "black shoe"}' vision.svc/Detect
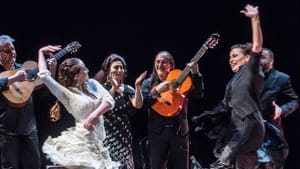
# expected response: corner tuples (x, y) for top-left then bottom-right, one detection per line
(209, 160), (232, 169)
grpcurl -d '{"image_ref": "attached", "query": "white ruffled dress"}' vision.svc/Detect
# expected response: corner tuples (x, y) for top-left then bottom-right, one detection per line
(39, 70), (120, 169)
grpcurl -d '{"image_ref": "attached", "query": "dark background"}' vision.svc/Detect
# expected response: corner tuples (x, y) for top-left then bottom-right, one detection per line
(1, 0), (299, 168)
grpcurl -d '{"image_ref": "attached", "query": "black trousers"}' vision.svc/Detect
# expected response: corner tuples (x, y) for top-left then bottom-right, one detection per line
(149, 127), (189, 169)
(0, 129), (41, 169)
(219, 112), (265, 169)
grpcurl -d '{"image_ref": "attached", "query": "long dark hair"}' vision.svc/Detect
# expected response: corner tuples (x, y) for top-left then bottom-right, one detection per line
(94, 53), (127, 84)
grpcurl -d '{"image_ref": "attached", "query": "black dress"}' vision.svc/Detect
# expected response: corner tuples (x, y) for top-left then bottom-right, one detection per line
(103, 84), (136, 169)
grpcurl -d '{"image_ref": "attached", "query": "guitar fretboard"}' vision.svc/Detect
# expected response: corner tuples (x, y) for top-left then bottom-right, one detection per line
(174, 45), (208, 87)
(29, 47), (73, 77)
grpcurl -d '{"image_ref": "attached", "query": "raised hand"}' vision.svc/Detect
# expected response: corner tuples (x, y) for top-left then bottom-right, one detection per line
(38, 45), (62, 58)
(240, 4), (259, 18)
(135, 71), (147, 87)
(109, 72), (122, 94)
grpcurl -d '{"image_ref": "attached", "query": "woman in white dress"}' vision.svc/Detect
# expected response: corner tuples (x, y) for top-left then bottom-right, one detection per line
(37, 45), (120, 169)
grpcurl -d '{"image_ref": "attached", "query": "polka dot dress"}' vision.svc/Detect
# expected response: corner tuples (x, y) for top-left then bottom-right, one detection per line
(103, 84), (136, 169)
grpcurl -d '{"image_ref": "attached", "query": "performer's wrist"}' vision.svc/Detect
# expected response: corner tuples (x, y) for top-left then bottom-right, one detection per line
(151, 89), (160, 99)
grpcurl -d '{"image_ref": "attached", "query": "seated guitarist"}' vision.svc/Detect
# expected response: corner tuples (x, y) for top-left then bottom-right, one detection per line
(141, 51), (204, 169)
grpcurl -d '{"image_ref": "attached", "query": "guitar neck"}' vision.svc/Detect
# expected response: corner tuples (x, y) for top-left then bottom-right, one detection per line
(175, 45), (208, 85)
(30, 48), (70, 76)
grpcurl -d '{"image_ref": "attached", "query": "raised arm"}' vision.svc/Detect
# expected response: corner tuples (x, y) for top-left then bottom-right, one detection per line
(129, 71), (147, 109)
(38, 45), (62, 73)
(37, 45), (72, 104)
(241, 4), (263, 53)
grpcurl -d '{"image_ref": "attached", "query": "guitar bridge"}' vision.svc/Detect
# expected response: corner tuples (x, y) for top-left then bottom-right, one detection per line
(159, 96), (171, 106)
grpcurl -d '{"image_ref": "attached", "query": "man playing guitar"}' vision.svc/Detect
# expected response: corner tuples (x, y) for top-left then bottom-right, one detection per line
(141, 50), (204, 169)
(0, 35), (57, 169)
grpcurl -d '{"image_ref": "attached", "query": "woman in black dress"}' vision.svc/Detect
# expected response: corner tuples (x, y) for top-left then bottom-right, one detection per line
(94, 54), (147, 169)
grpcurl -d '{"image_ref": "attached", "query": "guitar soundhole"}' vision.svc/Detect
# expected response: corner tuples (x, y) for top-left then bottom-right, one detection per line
(172, 81), (180, 90)
(25, 70), (36, 81)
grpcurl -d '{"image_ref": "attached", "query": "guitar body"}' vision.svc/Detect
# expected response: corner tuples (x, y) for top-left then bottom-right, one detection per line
(166, 69), (192, 95)
(21, 61), (44, 88)
(0, 61), (41, 108)
(151, 69), (192, 117)
(152, 91), (185, 117)
(0, 41), (82, 108)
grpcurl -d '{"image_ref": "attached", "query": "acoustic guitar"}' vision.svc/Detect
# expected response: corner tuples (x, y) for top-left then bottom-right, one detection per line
(151, 33), (220, 117)
(0, 41), (81, 108)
